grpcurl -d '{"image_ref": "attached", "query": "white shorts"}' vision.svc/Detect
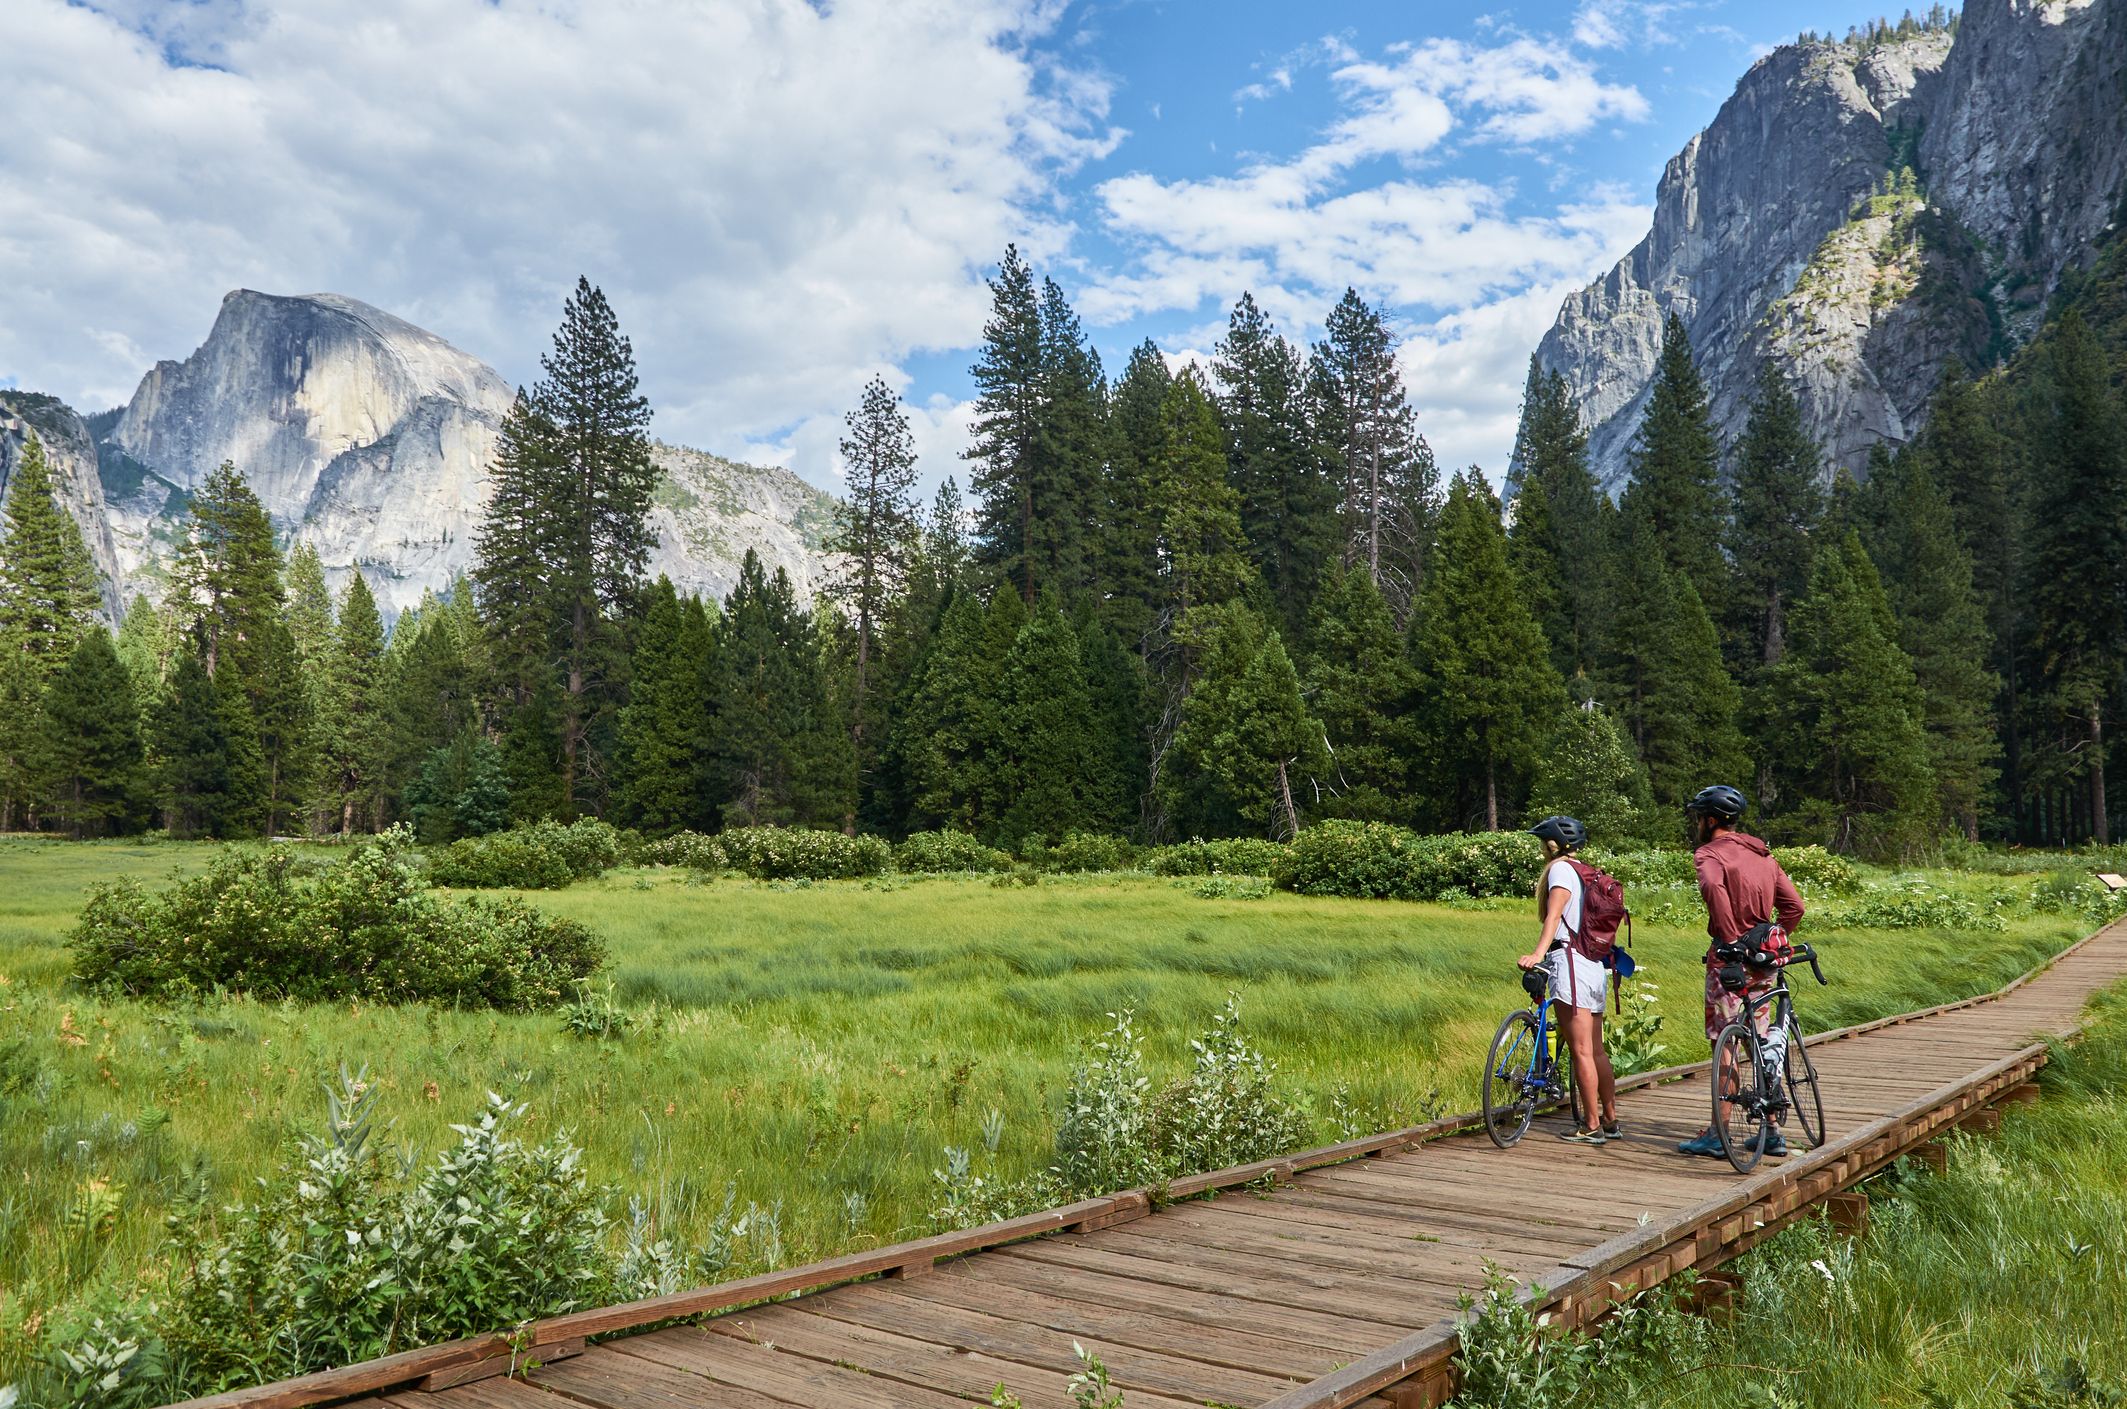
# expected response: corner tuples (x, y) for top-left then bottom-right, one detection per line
(1547, 948), (1608, 1014)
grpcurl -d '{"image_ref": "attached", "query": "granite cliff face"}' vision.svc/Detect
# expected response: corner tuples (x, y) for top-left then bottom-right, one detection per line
(12, 291), (834, 617)
(1533, 0), (2127, 489)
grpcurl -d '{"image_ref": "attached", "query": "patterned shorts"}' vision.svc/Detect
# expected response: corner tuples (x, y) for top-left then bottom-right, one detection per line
(1704, 962), (1775, 1042)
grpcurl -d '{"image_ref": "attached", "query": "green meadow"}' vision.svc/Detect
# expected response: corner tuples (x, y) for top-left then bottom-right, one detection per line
(0, 836), (2095, 1387)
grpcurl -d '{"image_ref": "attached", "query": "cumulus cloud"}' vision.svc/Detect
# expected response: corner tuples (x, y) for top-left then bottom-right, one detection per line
(0, 0), (1116, 486)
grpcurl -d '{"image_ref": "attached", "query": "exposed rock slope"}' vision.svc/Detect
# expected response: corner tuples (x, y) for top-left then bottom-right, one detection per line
(1534, 0), (2126, 488)
(0, 392), (125, 620)
(12, 291), (835, 617)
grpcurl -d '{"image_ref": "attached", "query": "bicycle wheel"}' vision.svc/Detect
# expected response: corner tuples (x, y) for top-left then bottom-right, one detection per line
(1784, 1025), (1826, 1150)
(1483, 1010), (1540, 1147)
(1712, 1022), (1771, 1173)
(1551, 1019), (1587, 1129)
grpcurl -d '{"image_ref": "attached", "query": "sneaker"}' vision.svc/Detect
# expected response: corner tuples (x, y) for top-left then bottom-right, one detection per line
(1601, 1122), (1622, 1139)
(1760, 1130), (1790, 1158)
(1677, 1130), (1725, 1158)
(1558, 1127), (1609, 1146)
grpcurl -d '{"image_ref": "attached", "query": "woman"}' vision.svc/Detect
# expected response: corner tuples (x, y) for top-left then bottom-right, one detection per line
(1518, 814), (1619, 1145)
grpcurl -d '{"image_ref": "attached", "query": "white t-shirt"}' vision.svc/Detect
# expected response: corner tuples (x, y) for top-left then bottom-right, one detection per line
(1545, 857), (1585, 939)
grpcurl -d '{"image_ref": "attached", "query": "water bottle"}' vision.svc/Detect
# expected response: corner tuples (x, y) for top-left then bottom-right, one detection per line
(1760, 1023), (1788, 1087)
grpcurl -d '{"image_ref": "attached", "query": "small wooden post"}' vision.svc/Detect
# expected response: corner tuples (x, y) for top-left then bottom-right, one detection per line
(1997, 1082), (2042, 1107)
(1824, 1191), (1870, 1238)
(1909, 1142), (1948, 1175)
(1958, 1107), (2002, 1135)
(1388, 1360), (1459, 1408)
(1685, 1269), (1745, 1320)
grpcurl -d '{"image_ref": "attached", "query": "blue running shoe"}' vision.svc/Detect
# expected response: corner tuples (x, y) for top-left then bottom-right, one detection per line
(1761, 1130), (1790, 1158)
(1677, 1130), (1725, 1158)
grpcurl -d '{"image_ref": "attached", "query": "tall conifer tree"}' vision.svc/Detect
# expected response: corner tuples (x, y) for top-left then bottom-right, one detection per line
(1727, 363), (1823, 667)
(965, 246), (1046, 601)
(1505, 361), (1606, 688)
(616, 579), (716, 834)
(0, 434), (100, 678)
(1159, 604), (1326, 839)
(1624, 314), (1728, 615)
(37, 628), (142, 838)
(827, 376), (920, 791)
(1308, 290), (1435, 616)
(323, 572), (387, 832)
(1215, 294), (1331, 633)
(1410, 473), (1565, 830)
(996, 601), (1106, 846)
(1303, 565), (1417, 823)
(1156, 369), (1254, 625)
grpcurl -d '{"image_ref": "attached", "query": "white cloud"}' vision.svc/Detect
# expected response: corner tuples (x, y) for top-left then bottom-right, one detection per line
(1572, 1), (1695, 51)
(1399, 279), (1595, 488)
(0, 0), (1116, 489)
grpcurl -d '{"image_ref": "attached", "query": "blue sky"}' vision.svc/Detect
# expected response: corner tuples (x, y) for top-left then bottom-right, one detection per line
(1, 0), (1886, 495)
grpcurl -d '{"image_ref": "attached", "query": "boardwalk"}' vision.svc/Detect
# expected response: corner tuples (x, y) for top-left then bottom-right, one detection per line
(178, 918), (2127, 1409)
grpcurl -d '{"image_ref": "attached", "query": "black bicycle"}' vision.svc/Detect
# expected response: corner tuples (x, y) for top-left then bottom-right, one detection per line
(1482, 965), (1585, 1146)
(1709, 940), (1828, 1173)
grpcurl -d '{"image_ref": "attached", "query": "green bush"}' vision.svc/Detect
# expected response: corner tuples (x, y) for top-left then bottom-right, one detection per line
(895, 830), (1010, 874)
(1827, 882), (2007, 932)
(719, 826), (891, 880)
(69, 829), (605, 1011)
(1276, 822), (1542, 901)
(1023, 832), (1135, 873)
(2028, 869), (2127, 927)
(427, 818), (627, 889)
(1773, 844), (1860, 894)
(637, 830), (728, 870)
(1583, 847), (1696, 887)
(156, 1074), (614, 1396)
(1143, 837), (1291, 876)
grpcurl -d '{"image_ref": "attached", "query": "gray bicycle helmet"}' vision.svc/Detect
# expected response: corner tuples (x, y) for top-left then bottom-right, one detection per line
(1685, 784), (1748, 822)
(1528, 815), (1587, 851)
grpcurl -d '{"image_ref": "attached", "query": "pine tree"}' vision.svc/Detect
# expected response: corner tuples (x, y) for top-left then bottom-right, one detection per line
(1031, 276), (1107, 597)
(406, 725), (512, 842)
(0, 648), (43, 829)
(247, 617), (312, 836)
(791, 611), (859, 831)
(1216, 294), (1333, 633)
(282, 545), (338, 827)
(2023, 311), (2127, 843)
(0, 433), (100, 678)
(1409, 473), (1567, 830)
(1157, 368), (1254, 623)
(323, 572), (387, 832)
(1159, 604), (1326, 838)
(1602, 498), (1748, 809)
(713, 551), (816, 827)
(1309, 290), (1436, 616)
(1762, 531), (1937, 857)
(1303, 564), (1417, 822)
(1073, 604), (1148, 834)
(1726, 363), (1823, 667)
(475, 390), (563, 714)
(1860, 453), (2000, 839)
(168, 462), (283, 681)
(996, 600), (1105, 846)
(1505, 361), (1607, 687)
(1527, 704), (1657, 844)
(615, 579), (716, 834)
(1624, 314), (1728, 615)
(35, 627), (142, 838)
(153, 645), (232, 839)
(828, 376), (920, 798)
(965, 245), (1047, 601)
(538, 278), (658, 815)
(380, 609), (477, 820)
(894, 592), (1002, 834)
(1100, 343), (1170, 644)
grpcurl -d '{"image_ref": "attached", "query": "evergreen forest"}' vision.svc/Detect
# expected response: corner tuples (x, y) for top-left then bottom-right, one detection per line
(4, 237), (2125, 862)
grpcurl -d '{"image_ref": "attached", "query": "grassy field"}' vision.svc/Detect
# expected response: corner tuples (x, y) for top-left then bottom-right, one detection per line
(0, 835), (2097, 1389)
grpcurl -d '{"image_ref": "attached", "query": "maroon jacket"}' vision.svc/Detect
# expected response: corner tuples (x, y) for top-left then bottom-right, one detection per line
(1694, 831), (1805, 953)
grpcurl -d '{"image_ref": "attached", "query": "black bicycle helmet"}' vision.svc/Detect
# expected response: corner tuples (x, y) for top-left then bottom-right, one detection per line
(1685, 784), (1748, 822)
(1528, 815), (1587, 851)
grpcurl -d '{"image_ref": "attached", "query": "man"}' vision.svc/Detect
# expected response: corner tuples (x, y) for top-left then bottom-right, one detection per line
(1676, 784), (1805, 1159)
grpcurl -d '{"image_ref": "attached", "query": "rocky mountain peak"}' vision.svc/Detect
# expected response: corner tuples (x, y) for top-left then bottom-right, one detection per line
(1530, 0), (2124, 491)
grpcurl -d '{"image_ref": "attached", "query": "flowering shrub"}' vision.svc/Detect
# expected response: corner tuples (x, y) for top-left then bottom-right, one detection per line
(426, 817), (628, 889)
(1143, 837), (1291, 877)
(1774, 845), (1860, 894)
(1023, 832), (1135, 874)
(69, 828), (604, 1010)
(1276, 822), (1542, 901)
(895, 830), (1010, 873)
(1828, 882), (2006, 932)
(1583, 847), (1696, 887)
(637, 830), (727, 871)
(719, 826), (891, 880)
(2029, 869), (2127, 926)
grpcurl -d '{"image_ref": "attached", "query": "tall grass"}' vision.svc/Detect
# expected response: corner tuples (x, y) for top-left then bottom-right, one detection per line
(0, 837), (2096, 1394)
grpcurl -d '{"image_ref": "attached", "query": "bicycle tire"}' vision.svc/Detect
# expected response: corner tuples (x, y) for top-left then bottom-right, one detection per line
(1552, 1018), (1587, 1129)
(1483, 1010), (1540, 1147)
(1784, 1024), (1826, 1150)
(1712, 1022), (1770, 1173)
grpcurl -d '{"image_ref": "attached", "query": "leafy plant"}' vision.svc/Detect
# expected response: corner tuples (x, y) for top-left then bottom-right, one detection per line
(1772, 845), (1860, 894)
(895, 830), (1010, 874)
(718, 826), (891, 880)
(1187, 874), (1271, 900)
(1829, 882), (2005, 931)
(1604, 978), (1669, 1075)
(69, 828), (605, 1011)
(561, 980), (632, 1040)
(1143, 837), (1291, 877)
(1277, 823), (1543, 901)
(1023, 833), (1135, 874)
(636, 830), (728, 871)
(427, 817), (629, 889)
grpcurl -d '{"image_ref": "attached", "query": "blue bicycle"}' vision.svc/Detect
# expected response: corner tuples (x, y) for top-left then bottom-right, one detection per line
(1483, 966), (1586, 1146)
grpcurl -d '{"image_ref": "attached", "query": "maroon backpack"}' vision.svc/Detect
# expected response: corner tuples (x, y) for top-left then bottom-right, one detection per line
(1559, 858), (1627, 964)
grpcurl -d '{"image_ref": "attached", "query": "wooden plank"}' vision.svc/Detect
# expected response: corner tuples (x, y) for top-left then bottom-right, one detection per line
(611, 1326), (978, 1409)
(996, 1236), (1441, 1329)
(529, 1345), (799, 1409)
